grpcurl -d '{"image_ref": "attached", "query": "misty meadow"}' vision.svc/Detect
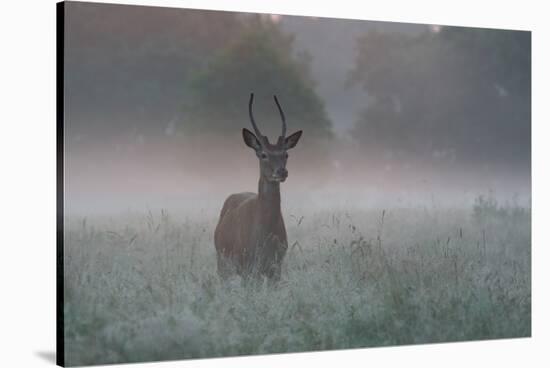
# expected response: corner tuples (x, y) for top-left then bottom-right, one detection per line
(64, 198), (530, 365)
(60, 2), (531, 366)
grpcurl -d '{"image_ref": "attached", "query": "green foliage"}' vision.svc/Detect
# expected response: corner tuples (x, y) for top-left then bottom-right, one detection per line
(350, 27), (530, 163)
(65, 3), (248, 131)
(182, 17), (332, 139)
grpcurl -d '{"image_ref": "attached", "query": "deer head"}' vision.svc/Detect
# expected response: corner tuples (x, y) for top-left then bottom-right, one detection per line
(242, 93), (303, 183)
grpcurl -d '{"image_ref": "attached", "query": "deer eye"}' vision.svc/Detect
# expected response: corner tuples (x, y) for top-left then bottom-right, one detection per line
(259, 152), (268, 160)
(284, 152), (289, 159)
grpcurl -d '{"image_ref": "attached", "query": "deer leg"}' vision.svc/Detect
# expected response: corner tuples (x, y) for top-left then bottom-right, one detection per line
(262, 257), (282, 283)
(216, 253), (233, 279)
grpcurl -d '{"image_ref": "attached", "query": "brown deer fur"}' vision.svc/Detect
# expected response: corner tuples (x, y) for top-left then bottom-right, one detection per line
(214, 93), (302, 280)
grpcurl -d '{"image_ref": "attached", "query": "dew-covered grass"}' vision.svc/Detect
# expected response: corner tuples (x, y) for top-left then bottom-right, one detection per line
(63, 198), (531, 366)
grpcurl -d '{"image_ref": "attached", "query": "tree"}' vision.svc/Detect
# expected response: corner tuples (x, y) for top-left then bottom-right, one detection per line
(349, 27), (531, 165)
(181, 16), (332, 140)
(65, 2), (246, 139)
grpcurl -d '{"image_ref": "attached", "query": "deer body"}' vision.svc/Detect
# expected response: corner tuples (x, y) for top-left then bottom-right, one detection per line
(214, 93), (302, 280)
(214, 179), (287, 279)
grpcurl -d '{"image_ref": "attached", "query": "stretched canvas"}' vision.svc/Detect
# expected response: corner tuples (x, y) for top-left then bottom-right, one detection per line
(57, 1), (531, 366)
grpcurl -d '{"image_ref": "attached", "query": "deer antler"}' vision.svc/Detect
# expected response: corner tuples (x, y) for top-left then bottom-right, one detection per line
(248, 93), (263, 138)
(273, 95), (286, 138)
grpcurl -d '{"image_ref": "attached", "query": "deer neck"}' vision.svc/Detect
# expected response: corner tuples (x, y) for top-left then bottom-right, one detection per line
(257, 176), (282, 222)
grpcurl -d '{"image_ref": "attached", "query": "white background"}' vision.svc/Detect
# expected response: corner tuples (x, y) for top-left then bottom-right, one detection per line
(0, 0), (548, 367)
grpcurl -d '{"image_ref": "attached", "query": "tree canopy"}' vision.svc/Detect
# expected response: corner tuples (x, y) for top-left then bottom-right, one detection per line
(349, 27), (530, 165)
(182, 16), (332, 140)
(65, 3), (246, 138)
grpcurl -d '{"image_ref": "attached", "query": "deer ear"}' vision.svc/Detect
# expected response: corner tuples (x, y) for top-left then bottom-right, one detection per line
(284, 130), (302, 149)
(242, 128), (261, 151)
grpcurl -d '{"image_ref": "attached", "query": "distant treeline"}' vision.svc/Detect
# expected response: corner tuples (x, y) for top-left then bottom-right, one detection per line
(66, 4), (330, 140)
(65, 2), (530, 166)
(349, 27), (530, 165)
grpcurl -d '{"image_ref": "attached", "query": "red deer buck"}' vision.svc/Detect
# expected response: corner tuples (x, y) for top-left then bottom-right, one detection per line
(214, 93), (302, 281)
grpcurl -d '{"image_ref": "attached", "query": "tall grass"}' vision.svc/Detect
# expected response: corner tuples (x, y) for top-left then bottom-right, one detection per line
(63, 198), (530, 366)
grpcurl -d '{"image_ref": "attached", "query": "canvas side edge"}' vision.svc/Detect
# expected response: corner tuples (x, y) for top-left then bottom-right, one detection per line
(56, 1), (65, 367)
